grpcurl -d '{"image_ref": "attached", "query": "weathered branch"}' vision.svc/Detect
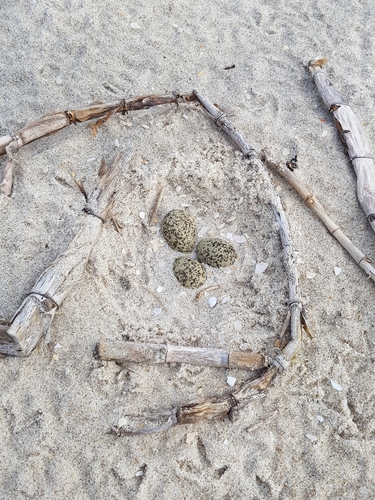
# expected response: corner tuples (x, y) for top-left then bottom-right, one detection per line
(0, 93), (196, 195)
(98, 341), (268, 370)
(310, 58), (375, 234)
(0, 149), (133, 356)
(261, 152), (375, 283)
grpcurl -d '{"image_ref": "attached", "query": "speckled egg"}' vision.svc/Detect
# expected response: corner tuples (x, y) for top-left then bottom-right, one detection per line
(162, 209), (197, 253)
(196, 238), (237, 268)
(173, 257), (207, 288)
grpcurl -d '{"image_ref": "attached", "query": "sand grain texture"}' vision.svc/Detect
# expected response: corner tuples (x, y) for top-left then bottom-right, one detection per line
(1, 1), (375, 498)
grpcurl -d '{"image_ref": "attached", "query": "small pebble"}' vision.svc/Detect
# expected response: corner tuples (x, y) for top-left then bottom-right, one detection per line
(330, 380), (343, 391)
(317, 415), (324, 423)
(55, 76), (62, 85)
(233, 320), (242, 331)
(52, 354), (59, 361)
(334, 267), (341, 276)
(209, 297), (217, 308)
(221, 296), (231, 304)
(153, 308), (162, 315)
(227, 376), (236, 387)
(255, 262), (268, 274)
(306, 434), (317, 442)
(186, 432), (197, 444)
(118, 417), (127, 427)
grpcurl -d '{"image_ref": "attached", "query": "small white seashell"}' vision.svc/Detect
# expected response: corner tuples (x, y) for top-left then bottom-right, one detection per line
(233, 235), (247, 244)
(180, 203), (190, 208)
(118, 418), (127, 427)
(142, 124), (149, 129)
(135, 470), (144, 477)
(282, 148), (290, 156)
(115, 139), (120, 147)
(87, 157), (96, 163)
(221, 296), (231, 304)
(54, 343), (62, 349)
(233, 320), (242, 331)
(306, 272), (316, 279)
(186, 432), (197, 444)
(156, 286), (164, 293)
(255, 262), (268, 274)
(153, 308), (162, 315)
(317, 415), (324, 423)
(182, 114), (188, 120)
(334, 267), (341, 276)
(150, 239), (164, 252)
(208, 297), (217, 308)
(245, 94), (251, 100)
(175, 186), (182, 193)
(322, 129), (328, 137)
(130, 22), (141, 29)
(227, 376), (236, 387)
(55, 76), (62, 85)
(135, 270), (140, 276)
(306, 434), (317, 442)
(139, 211), (145, 219)
(331, 380), (343, 391)
(217, 223), (226, 229)
(226, 233), (234, 241)
(198, 226), (209, 237)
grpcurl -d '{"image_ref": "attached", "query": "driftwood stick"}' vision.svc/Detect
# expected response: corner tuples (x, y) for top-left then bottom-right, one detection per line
(0, 149), (133, 356)
(194, 91), (302, 370)
(98, 341), (268, 370)
(261, 152), (375, 283)
(0, 93), (196, 195)
(309, 58), (375, 234)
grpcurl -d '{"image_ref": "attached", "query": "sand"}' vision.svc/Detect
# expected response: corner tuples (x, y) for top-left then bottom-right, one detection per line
(1, 1), (375, 498)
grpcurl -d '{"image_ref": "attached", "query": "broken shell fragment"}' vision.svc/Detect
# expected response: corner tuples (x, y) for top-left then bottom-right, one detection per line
(162, 209), (197, 253)
(173, 257), (206, 288)
(196, 238), (237, 268)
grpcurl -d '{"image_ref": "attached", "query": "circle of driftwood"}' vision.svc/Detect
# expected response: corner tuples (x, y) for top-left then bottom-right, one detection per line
(2, 60), (375, 434)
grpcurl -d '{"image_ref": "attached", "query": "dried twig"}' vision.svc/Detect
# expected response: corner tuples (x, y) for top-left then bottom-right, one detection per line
(149, 185), (166, 225)
(310, 58), (375, 234)
(194, 285), (221, 301)
(0, 93), (196, 195)
(0, 149), (133, 356)
(261, 152), (375, 283)
(98, 340), (268, 370)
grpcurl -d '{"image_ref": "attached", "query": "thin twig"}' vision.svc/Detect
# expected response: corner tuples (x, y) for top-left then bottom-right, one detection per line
(149, 185), (166, 225)
(195, 285), (221, 301)
(261, 151), (375, 283)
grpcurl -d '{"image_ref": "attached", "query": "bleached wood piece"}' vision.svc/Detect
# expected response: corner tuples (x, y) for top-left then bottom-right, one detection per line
(261, 153), (375, 283)
(310, 58), (375, 234)
(98, 341), (267, 370)
(0, 94), (196, 195)
(0, 149), (133, 356)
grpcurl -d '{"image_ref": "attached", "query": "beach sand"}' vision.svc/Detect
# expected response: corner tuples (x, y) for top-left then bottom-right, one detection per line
(1, 1), (375, 498)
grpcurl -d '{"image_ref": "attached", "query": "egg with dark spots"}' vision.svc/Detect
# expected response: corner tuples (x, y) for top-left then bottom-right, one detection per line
(196, 238), (237, 268)
(162, 209), (197, 253)
(173, 257), (206, 288)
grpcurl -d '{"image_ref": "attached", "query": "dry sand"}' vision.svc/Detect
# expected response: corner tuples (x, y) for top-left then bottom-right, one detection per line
(1, 1), (375, 498)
